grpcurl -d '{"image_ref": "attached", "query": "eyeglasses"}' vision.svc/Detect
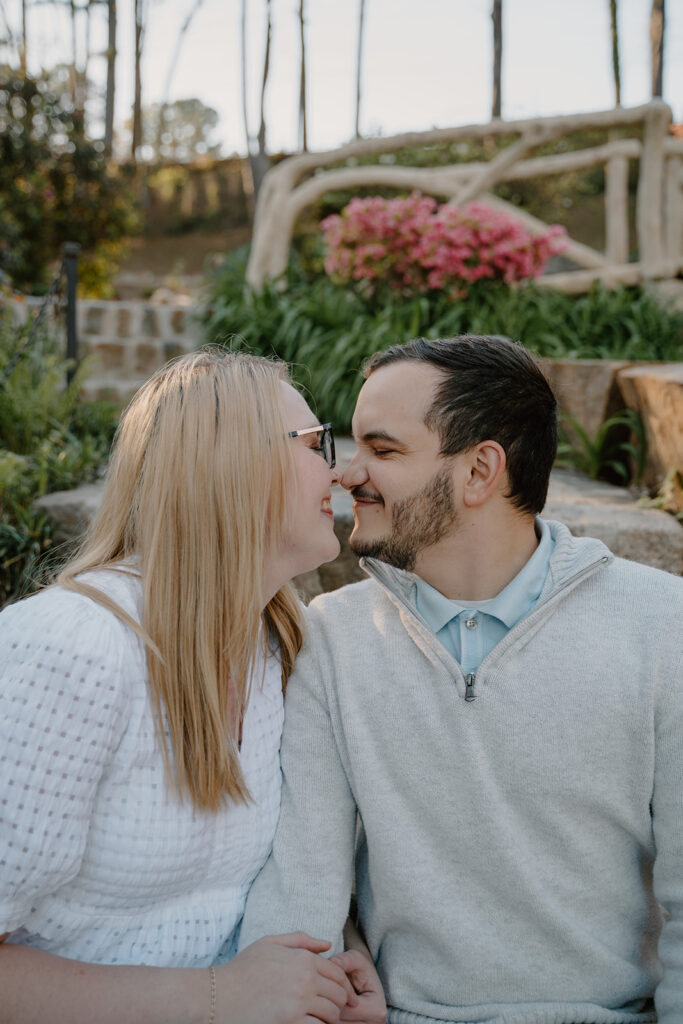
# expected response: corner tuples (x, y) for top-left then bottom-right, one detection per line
(288, 423), (336, 468)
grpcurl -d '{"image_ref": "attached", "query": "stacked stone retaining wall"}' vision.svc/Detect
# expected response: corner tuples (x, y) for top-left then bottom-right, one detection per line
(77, 300), (204, 402)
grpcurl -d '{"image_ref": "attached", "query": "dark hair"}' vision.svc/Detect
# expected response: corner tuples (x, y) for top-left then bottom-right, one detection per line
(364, 335), (558, 515)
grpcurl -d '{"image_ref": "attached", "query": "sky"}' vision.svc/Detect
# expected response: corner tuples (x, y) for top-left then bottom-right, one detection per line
(7, 0), (683, 157)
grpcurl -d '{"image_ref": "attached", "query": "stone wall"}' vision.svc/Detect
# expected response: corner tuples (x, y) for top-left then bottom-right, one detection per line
(77, 301), (203, 402)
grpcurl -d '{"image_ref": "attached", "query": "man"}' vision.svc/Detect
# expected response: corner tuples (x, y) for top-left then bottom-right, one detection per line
(240, 335), (683, 1022)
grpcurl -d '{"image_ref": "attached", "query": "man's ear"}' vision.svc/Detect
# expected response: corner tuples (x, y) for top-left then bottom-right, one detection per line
(462, 441), (507, 507)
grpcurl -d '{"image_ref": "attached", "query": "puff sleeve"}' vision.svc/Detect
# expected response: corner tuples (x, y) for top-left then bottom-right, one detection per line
(0, 587), (130, 934)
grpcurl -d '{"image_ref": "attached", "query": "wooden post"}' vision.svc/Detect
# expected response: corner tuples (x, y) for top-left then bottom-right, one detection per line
(636, 102), (668, 276)
(63, 243), (81, 384)
(664, 155), (682, 265)
(605, 154), (629, 264)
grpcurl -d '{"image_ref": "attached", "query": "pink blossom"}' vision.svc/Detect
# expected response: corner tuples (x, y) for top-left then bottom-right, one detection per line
(320, 191), (567, 298)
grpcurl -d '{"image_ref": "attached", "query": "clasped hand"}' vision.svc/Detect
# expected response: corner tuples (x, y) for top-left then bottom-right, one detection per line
(219, 932), (386, 1024)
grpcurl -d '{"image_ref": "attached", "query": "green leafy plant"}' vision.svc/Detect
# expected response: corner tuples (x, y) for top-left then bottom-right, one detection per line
(0, 68), (139, 294)
(0, 307), (118, 605)
(556, 409), (647, 486)
(203, 248), (682, 432)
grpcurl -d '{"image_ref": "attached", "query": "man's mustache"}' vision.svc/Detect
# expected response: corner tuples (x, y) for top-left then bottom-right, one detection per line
(351, 487), (384, 504)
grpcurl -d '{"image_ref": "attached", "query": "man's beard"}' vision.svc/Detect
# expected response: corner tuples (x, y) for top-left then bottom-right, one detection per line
(350, 468), (458, 572)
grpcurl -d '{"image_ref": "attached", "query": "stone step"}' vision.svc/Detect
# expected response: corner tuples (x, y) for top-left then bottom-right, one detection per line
(35, 450), (682, 604)
(306, 442), (682, 599)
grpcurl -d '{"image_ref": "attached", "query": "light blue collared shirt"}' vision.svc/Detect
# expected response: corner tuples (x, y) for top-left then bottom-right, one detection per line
(413, 517), (554, 675)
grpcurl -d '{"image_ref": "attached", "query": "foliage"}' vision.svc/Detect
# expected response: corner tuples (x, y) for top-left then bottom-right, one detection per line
(556, 409), (647, 486)
(636, 469), (683, 523)
(203, 247), (683, 433)
(0, 308), (118, 605)
(321, 193), (567, 298)
(0, 68), (139, 294)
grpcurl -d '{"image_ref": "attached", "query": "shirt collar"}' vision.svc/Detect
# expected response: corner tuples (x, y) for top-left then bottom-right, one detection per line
(414, 517), (553, 631)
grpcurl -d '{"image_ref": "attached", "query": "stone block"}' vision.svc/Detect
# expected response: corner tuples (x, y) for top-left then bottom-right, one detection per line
(141, 307), (160, 338)
(84, 305), (105, 336)
(134, 341), (164, 376)
(171, 309), (186, 334)
(540, 358), (633, 442)
(117, 307), (133, 338)
(164, 342), (190, 362)
(617, 363), (683, 490)
(80, 378), (144, 405)
(544, 468), (682, 575)
(92, 342), (127, 372)
(34, 484), (105, 546)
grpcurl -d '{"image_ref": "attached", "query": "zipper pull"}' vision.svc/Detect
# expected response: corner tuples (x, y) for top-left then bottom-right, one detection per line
(464, 673), (476, 702)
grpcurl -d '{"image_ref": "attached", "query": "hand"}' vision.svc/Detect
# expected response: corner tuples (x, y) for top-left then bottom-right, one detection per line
(217, 932), (357, 1024)
(331, 949), (387, 1024)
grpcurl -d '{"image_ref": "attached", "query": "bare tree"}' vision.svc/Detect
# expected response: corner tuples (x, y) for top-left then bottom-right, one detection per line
(20, 0), (28, 72)
(354, 0), (366, 138)
(241, 0), (249, 152)
(68, 0), (78, 106)
(253, 0), (272, 189)
(297, 0), (307, 151)
(132, 0), (145, 161)
(241, 0), (272, 197)
(491, 0), (503, 119)
(650, 0), (665, 97)
(609, 0), (621, 106)
(103, 0), (116, 155)
(155, 0), (206, 159)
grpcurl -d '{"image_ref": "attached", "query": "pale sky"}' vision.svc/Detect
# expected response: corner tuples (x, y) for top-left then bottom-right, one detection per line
(8, 0), (683, 157)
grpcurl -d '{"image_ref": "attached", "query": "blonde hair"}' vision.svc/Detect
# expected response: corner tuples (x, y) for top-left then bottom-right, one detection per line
(57, 348), (303, 811)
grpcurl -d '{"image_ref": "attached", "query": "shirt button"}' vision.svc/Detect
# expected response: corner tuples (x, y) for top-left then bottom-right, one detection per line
(465, 617), (478, 630)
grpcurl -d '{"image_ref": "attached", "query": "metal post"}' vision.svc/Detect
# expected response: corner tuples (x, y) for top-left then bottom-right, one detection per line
(63, 242), (81, 383)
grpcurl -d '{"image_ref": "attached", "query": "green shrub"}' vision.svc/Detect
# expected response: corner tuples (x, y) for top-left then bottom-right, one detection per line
(203, 247), (683, 431)
(0, 68), (139, 294)
(0, 307), (118, 605)
(556, 409), (647, 486)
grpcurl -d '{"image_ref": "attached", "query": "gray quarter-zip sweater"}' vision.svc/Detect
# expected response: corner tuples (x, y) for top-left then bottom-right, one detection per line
(239, 521), (683, 1024)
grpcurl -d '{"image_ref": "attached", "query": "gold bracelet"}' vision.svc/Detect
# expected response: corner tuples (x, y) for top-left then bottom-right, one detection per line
(208, 965), (216, 1024)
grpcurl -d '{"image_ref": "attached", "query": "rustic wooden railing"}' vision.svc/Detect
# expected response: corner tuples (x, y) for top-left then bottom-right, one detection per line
(246, 101), (683, 295)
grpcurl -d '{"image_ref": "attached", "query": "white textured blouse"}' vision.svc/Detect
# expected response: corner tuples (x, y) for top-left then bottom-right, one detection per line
(0, 569), (284, 967)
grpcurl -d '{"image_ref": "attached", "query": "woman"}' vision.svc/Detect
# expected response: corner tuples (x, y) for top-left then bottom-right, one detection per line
(0, 349), (384, 1023)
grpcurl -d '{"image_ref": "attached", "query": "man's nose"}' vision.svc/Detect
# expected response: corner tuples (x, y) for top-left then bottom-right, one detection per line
(339, 451), (368, 491)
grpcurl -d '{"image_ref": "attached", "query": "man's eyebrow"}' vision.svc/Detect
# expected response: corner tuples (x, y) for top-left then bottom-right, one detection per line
(356, 430), (405, 445)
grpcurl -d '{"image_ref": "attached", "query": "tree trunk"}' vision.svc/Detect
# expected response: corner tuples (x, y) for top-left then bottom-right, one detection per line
(650, 0), (665, 97)
(354, 0), (366, 138)
(20, 0), (28, 73)
(132, 0), (144, 162)
(241, 0), (250, 152)
(104, 0), (116, 156)
(69, 0), (78, 109)
(298, 0), (307, 151)
(250, 0), (272, 196)
(491, 0), (503, 119)
(83, 0), (93, 111)
(610, 0), (621, 106)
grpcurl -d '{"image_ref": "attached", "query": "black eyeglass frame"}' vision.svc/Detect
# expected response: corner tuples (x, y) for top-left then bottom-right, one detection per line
(287, 423), (336, 469)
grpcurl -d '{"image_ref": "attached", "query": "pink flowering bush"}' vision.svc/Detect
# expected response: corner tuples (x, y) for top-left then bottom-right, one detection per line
(321, 192), (567, 299)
